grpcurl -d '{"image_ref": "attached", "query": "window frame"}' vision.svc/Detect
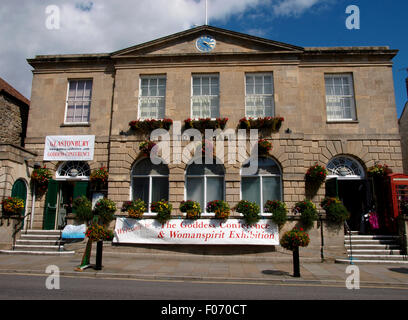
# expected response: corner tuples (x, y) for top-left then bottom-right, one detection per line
(324, 73), (357, 122)
(184, 161), (226, 215)
(240, 157), (283, 213)
(130, 158), (169, 214)
(244, 73), (275, 118)
(190, 73), (220, 120)
(138, 75), (167, 120)
(64, 79), (93, 125)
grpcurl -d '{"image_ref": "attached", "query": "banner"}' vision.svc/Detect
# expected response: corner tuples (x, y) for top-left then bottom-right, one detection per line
(44, 135), (95, 161)
(114, 218), (279, 246)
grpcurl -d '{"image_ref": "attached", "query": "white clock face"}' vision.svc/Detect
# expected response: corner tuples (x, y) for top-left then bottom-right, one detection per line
(196, 35), (216, 53)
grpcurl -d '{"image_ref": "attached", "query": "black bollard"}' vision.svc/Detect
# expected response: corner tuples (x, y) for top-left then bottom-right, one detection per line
(95, 241), (103, 270)
(293, 246), (300, 278)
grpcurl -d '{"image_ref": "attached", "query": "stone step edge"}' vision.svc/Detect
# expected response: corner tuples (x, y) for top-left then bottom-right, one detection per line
(335, 259), (408, 264)
(0, 250), (75, 255)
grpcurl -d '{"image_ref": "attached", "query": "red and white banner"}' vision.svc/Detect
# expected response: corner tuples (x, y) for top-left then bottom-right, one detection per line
(114, 218), (279, 246)
(44, 135), (95, 161)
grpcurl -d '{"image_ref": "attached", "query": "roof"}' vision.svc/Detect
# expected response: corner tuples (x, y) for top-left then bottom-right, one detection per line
(0, 77), (30, 106)
(27, 25), (398, 63)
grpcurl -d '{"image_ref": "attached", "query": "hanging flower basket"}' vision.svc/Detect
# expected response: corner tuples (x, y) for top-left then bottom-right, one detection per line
(320, 197), (350, 224)
(151, 200), (172, 224)
(180, 200), (201, 220)
(90, 167), (109, 190)
(129, 118), (173, 134)
(367, 163), (392, 179)
(1, 197), (25, 217)
(207, 200), (231, 220)
(238, 117), (284, 132)
(305, 163), (327, 185)
(184, 118), (228, 132)
(139, 140), (157, 156)
(280, 227), (310, 251)
(93, 198), (117, 225)
(31, 166), (52, 192)
(293, 200), (319, 229)
(85, 223), (112, 242)
(234, 200), (261, 225)
(122, 199), (146, 219)
(264, 200), (288, 228)
(257, 139), (272, 155)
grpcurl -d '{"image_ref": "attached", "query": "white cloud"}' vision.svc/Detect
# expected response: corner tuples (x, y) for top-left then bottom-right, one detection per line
(272, 0), (326, 16)
(0, 0), (324, 99)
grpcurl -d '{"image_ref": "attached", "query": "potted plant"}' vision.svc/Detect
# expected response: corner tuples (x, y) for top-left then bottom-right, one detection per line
(31, 166), (52, 194)
(151, 200), (172, 224)
(280, 227), (310, 277)
(264, 200), (288, 228)
(257, 139), (272, 155)
(293, 200), (319, 229)
(207, 200), (231, 220)
(320, 197), (350, 224)
(139, 140), (157, 156)
(90, 167), (109, 190)
(1, 197), (25, 217)
(180, 200), (201, 220)
(122, 199), (146, 219)
(235, 200), (261, 225)
(305, 163), (327, 185)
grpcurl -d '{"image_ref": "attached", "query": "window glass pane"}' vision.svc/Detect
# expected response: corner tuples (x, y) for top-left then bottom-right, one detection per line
(76, 81), (86, 100)
(68, 81), (77, 99)
(132, 159), (169, 176)
(242, 177), (261, 206)
(262, 176), (282, 202)
(152, 177), (169, 202)
(132, 177), (149, 205)
(325, 74), (355, 121)
(66, 105), (75, 122)
(207, 177), (224, 204)
(186, 177), (204, 211)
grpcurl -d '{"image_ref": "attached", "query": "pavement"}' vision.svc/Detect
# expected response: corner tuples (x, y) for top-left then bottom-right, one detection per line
(0, 250), (408, 289)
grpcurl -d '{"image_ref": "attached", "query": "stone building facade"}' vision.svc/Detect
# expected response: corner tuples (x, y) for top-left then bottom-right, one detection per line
(399, 74), (408, 174)
(0, 78), (35, 248)
(25, 26), (402, 241)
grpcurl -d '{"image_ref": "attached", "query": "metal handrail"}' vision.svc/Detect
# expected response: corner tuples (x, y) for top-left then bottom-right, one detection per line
(344, 220), (354, 265)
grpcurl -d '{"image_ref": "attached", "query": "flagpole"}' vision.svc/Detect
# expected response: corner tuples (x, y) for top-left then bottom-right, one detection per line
(205, 0), (208, 25)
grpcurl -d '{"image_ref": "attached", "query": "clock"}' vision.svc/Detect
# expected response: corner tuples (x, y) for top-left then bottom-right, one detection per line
(196, 35), (216, 53)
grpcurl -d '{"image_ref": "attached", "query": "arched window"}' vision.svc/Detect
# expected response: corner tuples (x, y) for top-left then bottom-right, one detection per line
(241, 157), (282, 212)
(327, 156), (365, 180)
(185, 162), (225, 213)
(56, 161), (91, 180)
(131, 158), (169, 212)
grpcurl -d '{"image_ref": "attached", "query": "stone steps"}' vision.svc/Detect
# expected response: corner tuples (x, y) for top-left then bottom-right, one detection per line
(0, 230), (75, 256)
(336, 233), (408, 264)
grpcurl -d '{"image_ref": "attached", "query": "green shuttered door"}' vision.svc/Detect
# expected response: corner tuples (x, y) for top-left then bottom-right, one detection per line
(43, 180), (59, 230)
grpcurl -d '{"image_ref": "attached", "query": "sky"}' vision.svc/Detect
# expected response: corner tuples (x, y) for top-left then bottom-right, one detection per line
(1, 0), (407, 117)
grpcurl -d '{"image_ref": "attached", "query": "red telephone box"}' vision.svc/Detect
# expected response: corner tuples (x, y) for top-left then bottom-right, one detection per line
(387, 173), (408, 220)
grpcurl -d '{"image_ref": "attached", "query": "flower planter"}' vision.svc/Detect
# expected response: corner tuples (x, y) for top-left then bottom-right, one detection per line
(238, 117), (284, 132)
(1, 197), (25, 217)
(129, 118), (173, 134)
(184, 118), (228, 132)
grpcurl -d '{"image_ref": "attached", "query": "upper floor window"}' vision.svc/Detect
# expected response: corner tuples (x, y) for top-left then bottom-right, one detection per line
(191, 74), (219, 119)
(245, 73), (274, 118)
(325, 74), (356, 121)
(139, 76), (166, 119)
(65, 80), (92, 124)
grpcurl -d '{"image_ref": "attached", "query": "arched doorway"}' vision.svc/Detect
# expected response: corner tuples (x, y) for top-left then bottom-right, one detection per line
(325, 156), (370, 232)
(43, 162), (90, 230)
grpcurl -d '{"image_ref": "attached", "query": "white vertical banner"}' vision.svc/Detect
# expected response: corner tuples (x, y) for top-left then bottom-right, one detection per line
(44, 136), (95, 161)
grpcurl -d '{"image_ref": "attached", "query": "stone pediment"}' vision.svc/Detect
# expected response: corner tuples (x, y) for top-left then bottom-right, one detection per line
(111, 25), (304, 58)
